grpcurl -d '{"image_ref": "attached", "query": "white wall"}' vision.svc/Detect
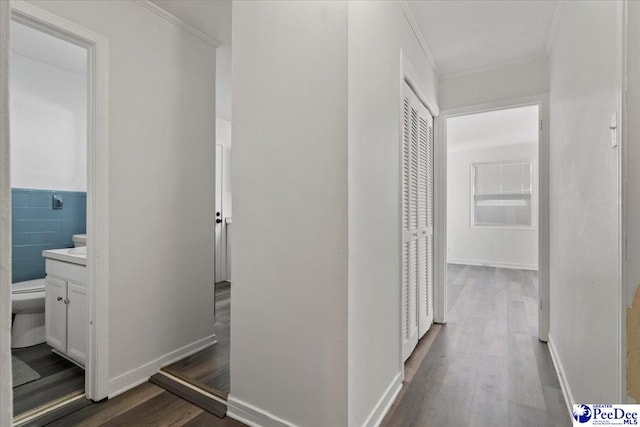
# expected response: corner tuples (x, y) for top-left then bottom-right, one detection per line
(347, 2), (438, 426)
(28, 0), (217, 395)
(231, 4), (437, 425)
(439, 56), (549, 110)
(216, 44), (231, 122)
(548, 0), (622, 404)
(230, 2), (348, 426)
(10, 52), (87, 191)
(447, 143), (538, 270)
(216, 117), (232, 219)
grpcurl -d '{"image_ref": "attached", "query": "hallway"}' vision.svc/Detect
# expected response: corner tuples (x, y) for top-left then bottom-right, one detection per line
(383, 265), (570, 427)
(162, 282), (231, 396)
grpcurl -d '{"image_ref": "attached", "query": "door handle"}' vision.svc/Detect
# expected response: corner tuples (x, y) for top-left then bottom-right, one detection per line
(57, 297), (63, 302)
(216, 218), (222, 224)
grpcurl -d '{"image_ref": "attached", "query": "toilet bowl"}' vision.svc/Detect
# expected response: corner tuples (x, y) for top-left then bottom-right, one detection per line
(12, 279), (46, 348)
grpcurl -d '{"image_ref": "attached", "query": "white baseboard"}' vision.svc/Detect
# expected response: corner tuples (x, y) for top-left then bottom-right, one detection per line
(227, 396), (297, 427)
(447, 258), (538, 271)
(107, 334), (216, 398)
(362, 372), (403, 427)
(227, 373), (403, 427)
(547, 333), (574, 415)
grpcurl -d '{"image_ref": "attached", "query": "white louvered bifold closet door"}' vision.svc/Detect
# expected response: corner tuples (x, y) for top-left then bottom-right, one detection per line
(402, 81), (435, 362)
(401, 82), (419, 361)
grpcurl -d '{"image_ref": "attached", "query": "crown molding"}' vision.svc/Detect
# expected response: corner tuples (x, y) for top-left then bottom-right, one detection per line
(400, 1), (440, 75)
(133, 0), (221, 48)
(545, 1), (564, 55)
(440, 54), (548, 81)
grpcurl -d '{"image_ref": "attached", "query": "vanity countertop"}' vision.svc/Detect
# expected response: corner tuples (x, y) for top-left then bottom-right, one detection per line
(42, 246), (87, 266)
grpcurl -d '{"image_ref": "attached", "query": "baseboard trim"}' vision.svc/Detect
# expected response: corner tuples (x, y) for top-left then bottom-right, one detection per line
(447, 259), (538, 271)
(107, 334), (216, 398)
(548, 333), (574, 415)
(362, 372), (403, 427)
(227, 396), (297, 427)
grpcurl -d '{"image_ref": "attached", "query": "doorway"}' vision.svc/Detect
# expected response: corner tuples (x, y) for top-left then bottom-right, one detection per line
(159, 118), (232, 403)
(2, 2), (110, 423)
(437, 96), (550, 341)
(9, 15), (88, 422)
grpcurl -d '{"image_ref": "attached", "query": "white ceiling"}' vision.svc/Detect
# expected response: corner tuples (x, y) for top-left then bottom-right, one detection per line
(150, 0), (232, 45)
(149, 0), (559, 119)
(408, 0), (558, 76)
(447, 105), (539, 151)
(11, 20), (86, 75)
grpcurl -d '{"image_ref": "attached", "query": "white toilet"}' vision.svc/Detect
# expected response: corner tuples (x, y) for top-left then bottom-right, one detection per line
(72, 234), (86, 247)
(11, 278), (46, 348)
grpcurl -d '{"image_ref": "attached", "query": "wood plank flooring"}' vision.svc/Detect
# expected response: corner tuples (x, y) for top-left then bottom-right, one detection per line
(163, 282), (230, 396)
(44, 382), (244, 427)
(45, 266), (570, 426)
(12, 343), (85, 417)
(382, 265), (570, 427)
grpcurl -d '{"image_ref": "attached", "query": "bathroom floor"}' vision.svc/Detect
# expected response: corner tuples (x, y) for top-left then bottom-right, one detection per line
(12, 343), (85, 417)
(162, 281), (230, 396)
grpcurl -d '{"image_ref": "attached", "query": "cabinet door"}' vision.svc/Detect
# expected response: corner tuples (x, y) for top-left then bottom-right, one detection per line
(45, 276), (67, 353)
(66, 281), (87, 365)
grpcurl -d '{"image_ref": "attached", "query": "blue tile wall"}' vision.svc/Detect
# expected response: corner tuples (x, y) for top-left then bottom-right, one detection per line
(12, 188), (86, 283)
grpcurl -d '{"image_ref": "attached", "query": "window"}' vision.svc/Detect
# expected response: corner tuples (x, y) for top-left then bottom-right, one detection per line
(472, 162), (532, 227)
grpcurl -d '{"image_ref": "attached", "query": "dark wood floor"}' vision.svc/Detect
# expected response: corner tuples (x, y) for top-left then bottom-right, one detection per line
(163, 282), (230, 396)
(44, 382), (244, 427)
(12, 343), (85, 417)
(382, 265), (570, 427)
(47, 267), (570, 426)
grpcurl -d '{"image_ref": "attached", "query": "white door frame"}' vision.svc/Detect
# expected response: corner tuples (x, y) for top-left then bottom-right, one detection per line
(0, 2), (12, 424)
(6, 0), (110, 401)
(434, 93), (550, 342)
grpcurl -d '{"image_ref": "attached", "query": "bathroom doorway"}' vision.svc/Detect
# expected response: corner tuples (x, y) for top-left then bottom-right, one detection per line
(9, 17), (88, 422)
(4, 3), (110, 424)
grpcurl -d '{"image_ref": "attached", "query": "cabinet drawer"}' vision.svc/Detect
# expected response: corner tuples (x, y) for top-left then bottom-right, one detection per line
(46, 259), (87, 284)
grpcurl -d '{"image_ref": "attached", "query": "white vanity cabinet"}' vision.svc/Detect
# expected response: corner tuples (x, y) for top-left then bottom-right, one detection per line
(44, 258), (87, 366)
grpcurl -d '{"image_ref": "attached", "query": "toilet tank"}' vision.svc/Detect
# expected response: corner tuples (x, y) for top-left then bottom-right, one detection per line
(72, 234), (87, 247)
